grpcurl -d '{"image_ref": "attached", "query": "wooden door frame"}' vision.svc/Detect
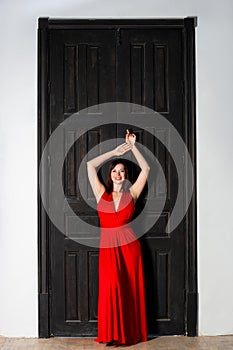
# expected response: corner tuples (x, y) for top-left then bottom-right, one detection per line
(38, 17), (198, 338)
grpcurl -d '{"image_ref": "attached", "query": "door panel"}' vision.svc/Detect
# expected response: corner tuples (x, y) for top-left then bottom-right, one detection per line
(116, 29), (185, 334)
(49, 29), (117, 336)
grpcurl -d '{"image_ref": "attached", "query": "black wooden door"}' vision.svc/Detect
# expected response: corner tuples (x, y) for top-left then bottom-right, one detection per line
(38, 18), (197, 338)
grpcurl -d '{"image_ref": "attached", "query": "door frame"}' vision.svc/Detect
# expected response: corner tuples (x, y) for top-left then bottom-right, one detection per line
(38, 17), (198, 337)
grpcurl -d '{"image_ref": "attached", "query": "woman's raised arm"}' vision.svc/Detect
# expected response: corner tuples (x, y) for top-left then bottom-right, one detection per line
(86, 142), (133, 202)
(126, 130), (150, 201)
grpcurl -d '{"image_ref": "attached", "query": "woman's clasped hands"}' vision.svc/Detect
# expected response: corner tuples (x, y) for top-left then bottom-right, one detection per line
(113, 129), (136, 156)
(126, 129), (136, 145)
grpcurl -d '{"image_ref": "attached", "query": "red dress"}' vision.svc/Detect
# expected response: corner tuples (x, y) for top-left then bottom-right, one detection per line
(95, 190), (147, 346)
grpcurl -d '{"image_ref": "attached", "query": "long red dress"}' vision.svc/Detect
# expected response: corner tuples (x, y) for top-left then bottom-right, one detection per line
(95, 190), (147, 346)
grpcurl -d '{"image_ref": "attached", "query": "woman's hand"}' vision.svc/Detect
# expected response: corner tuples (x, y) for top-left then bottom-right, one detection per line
(126, 129), (136, 146)
(113, 142), (133, 156)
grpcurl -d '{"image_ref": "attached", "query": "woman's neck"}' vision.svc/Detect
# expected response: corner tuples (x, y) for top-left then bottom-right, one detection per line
(113, 184), (123, 193)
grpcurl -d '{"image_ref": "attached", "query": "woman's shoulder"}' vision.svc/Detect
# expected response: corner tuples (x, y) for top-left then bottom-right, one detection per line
(123, 189), (136, 206)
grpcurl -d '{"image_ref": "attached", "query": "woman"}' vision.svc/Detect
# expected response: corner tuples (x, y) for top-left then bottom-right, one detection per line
(87, 130), (150, 346)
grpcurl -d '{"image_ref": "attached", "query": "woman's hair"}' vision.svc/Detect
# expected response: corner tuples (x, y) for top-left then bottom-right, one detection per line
(105, 159), (129, 194)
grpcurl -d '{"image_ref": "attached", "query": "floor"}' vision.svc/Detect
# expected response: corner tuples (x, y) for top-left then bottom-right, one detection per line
(0, 336), (233, 350)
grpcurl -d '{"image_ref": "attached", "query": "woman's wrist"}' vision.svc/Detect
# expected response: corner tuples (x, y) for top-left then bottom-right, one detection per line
(131, 143), (136, 151)
(112, 148), (118, 157)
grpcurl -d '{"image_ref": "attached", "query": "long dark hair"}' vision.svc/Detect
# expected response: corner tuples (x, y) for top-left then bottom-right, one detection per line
(105, 159), (129, 194)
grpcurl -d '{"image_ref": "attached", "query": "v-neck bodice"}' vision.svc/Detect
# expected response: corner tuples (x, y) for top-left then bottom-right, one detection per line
(97, 190), (135, 229)
(111, 191), (123, 212)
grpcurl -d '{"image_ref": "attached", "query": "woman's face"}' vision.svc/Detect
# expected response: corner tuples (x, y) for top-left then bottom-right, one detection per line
(111, 163), (126, 185)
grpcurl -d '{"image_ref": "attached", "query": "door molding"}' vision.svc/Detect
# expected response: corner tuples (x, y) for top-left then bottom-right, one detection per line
(183, 17), (198, 336)
(38, 17), (198, 338)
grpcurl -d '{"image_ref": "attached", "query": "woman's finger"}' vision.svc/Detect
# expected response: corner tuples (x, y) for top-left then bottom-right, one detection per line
(123, 143), (132, 148)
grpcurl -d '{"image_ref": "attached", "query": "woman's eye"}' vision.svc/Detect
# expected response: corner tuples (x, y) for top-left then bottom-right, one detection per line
(112, 169), (124, 173)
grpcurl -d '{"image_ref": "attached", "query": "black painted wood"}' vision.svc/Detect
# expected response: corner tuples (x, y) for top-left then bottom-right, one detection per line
(48, 28), (117, 336)
(38, 17), (50, 338)
(116, 26), (186, 335)
(38, 17), (198, 338)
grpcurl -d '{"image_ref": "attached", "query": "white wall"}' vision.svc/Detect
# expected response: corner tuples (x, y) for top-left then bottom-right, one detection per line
(0, 0), (232, 337)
